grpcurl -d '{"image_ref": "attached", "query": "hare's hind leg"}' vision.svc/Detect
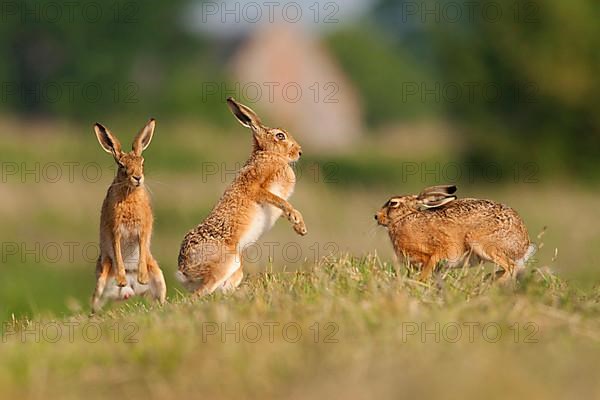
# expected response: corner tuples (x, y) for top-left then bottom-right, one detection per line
(193, 253), (241, 297)
(488, 254), (517, 283)
(468, 240), (516, 282)
(147, 255), (166, 305)
(221, 266), (244, 294)
(91, 257), (111, 314)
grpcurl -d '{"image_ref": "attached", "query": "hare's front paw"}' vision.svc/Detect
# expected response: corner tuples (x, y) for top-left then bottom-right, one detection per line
(137, 263), (149, 285)
(288, 209), (307, 235)
(287, 209), (302, 224)
(294, 221), (308, 236)
(116, 270), (128, 287)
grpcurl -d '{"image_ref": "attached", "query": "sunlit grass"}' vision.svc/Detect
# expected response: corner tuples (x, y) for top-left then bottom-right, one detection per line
(1, 255), (599, 399)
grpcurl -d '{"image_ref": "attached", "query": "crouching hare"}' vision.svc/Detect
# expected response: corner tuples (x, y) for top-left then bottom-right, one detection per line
(177, 97), (307, 296)
(91, 119), (166, 313)
(375, 185), (534, 282)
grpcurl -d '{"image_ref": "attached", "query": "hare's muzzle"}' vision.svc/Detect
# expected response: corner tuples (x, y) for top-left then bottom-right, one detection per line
(131, 175), (143, 187)
(374, 211), (387, 226)
(291, 146), (302, 161)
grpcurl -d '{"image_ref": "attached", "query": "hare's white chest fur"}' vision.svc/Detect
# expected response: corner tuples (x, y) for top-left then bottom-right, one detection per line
(238, 182), (293, 252)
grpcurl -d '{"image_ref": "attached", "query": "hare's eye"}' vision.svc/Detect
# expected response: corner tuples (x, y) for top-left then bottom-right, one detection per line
(275, 132), (286, 141)
(389, 200), (400, 208)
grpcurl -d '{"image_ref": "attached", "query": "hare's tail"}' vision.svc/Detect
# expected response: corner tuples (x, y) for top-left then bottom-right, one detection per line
(175, 270), (188, 285)
(517, 244), (537, 268)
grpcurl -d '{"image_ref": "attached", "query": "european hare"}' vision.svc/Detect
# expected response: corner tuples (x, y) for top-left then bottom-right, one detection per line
(91, 119), (166, 313)
(375, 185), (534, 282)
(177, 97), (307, 296)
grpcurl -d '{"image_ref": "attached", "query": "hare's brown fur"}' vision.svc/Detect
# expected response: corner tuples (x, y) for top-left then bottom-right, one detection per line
(375, 185), (532, 282)
(177, 98), (306, 296)
(91, 120), (166, 313)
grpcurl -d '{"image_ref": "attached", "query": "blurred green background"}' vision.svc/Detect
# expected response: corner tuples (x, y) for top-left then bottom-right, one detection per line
(1, 0), (599, 321)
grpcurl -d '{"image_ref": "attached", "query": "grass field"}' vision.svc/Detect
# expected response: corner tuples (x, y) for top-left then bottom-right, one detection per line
(2, 258), (600, 398)
(1, 118), (600, 397)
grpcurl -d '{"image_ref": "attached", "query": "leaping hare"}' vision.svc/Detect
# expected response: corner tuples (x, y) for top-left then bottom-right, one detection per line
(375, 185), (534, 282)
(91, 119), (166, 313)
(177, 97), (307, 296)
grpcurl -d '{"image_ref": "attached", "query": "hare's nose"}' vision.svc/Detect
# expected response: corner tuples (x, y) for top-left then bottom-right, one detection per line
(133, 176), (142, 182)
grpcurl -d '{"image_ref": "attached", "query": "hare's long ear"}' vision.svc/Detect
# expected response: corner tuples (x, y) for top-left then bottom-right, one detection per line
(227, 97), (262, 130)
(133, 118), (156, 155)
(419, 185), (457, 198)
(419, 195), (457, 209)
(417, 185), (457, 209)
(94, 123), (122, 157)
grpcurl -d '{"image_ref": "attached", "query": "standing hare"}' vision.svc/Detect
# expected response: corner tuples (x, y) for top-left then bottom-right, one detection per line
(375, 185), (534, 282)
(177, 97), (307, 296)
(91, 119), (166, 313)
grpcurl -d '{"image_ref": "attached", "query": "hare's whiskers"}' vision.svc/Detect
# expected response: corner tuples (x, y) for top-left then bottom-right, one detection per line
(146, 178), (172, 188)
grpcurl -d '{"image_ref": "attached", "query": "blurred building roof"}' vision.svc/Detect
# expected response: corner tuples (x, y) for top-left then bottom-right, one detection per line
(230, 23), (363, 150)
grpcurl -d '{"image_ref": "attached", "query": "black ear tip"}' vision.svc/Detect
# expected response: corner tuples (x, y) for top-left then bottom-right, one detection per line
(227, 97), (236, 103)
(149, 118), (156, 123)
(449, 185), (458, 194)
